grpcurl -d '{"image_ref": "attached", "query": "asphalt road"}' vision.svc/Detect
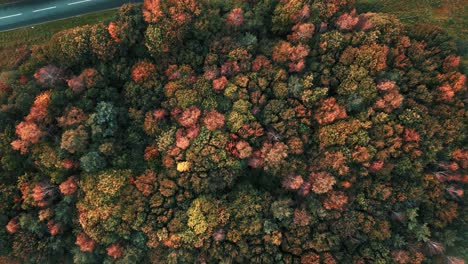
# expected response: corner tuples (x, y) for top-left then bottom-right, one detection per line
(0, 0), (142, 31)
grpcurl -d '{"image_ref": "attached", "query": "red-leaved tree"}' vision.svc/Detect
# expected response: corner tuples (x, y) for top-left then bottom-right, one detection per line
(59, 176), (78, 195)
(213, 76), (228, 92)
(6, 218), (19, 234)
(75, 232), (95, 252)
(174, 106), (201, 127)
(226, 8), (244, 27)
(11, 121), (43, 154)
(107, 22), (121, 43)
(25, 91), (51, 123)
(203, 110), (225, 131)
(107, 243), (124, 259)
(34, 65), (64, 87)
(287, 23), (315, 43)
(132, 61), (156, 83)
(314, 97), (347, 125)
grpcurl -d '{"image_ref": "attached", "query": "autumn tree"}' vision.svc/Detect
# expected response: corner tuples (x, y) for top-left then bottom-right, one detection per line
(314, 97), (347, 125)
(11, 122), (43, 154)
(59, 176), (78, 195)
(90, 23), (119, 61)
(203, 110), (225, 131)
(77, 170), (147, 244)
(34, 65), (64, 87)
(60, 125), (88, 154)
(131, 60), (156, 83)
(226, 8), (244, 27)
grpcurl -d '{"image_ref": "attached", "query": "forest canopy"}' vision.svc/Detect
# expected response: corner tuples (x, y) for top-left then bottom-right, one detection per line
(0, 0), (466, 263)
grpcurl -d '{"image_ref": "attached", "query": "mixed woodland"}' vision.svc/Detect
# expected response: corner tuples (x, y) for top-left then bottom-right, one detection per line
(0, 0), (466, 263)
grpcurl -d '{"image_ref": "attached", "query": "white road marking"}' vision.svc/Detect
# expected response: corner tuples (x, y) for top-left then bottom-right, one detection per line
(33, 6), (57, 13)
(0, 13), (22, 20)
(68, 0), (92, 5)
